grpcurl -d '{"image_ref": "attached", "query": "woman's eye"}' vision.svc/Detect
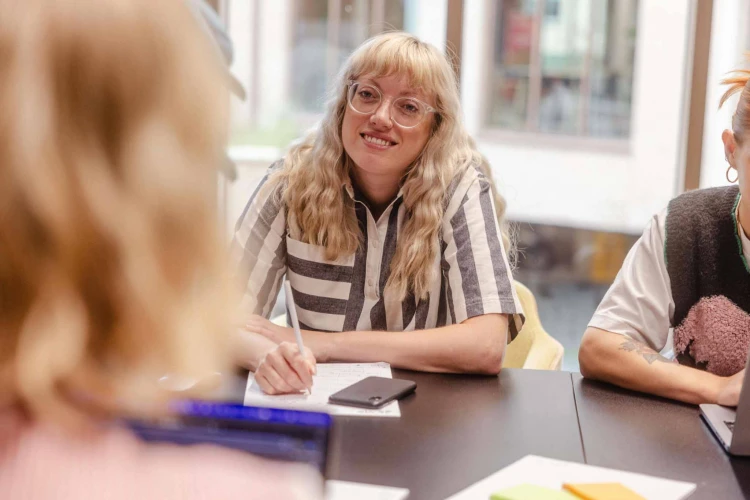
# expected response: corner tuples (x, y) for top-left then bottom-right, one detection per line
(358, 89), (377, 101)
(400, 101), (419, 115)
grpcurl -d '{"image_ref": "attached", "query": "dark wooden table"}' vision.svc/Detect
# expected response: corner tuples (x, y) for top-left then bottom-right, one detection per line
(224, 370), (750, 499)
(224, 368), (582, 499)
(326, 369), (584, 500)
(572, 374), (750, 500)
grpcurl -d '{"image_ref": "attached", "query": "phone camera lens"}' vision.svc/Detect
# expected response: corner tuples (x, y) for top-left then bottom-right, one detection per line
(368, 396), (381, 402)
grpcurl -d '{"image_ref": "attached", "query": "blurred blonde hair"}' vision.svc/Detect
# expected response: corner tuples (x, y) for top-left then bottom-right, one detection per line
(0, 0), (231, 426)
(275, 32), (510, 300)
(720, 57), (750, 143)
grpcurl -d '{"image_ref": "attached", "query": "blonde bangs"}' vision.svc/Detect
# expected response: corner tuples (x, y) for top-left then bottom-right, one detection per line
(347, 32), (447, 105)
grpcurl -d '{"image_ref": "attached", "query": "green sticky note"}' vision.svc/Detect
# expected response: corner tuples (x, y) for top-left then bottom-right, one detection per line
(490, 484), (579, 500)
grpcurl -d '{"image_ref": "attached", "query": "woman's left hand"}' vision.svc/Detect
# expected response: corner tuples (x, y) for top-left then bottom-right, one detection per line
(245, 315), (330, 361)
(245, 315), (295, 345)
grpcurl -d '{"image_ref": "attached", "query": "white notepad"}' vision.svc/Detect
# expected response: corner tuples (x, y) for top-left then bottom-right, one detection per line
(244, 362), (401, 417)
(326, 480), (409, 500)
(446, 455), (696, 500)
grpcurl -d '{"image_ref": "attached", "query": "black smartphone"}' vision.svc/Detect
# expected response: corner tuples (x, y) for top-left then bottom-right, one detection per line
(328, 376), (416, 409)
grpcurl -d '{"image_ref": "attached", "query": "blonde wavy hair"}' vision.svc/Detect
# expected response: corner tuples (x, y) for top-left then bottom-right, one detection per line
(275, 32), (509, 300)
(0, 0), (232, 425)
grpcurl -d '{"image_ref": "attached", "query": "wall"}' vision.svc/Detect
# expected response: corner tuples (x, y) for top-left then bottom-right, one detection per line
(462, 0), (694, 234)
(700, 0), (750, 189)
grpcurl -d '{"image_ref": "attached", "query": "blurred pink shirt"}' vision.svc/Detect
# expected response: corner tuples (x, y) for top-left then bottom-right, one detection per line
(0, 408), (322, 500)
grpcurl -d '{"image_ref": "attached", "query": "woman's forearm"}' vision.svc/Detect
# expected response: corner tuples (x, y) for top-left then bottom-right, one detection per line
(314, 314), (509, 375)
(579, 327), (725, 404)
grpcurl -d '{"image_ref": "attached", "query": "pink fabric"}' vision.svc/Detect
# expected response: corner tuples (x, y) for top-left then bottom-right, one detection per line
(0, 409), (322, 500)
(674, 295), (750, 376)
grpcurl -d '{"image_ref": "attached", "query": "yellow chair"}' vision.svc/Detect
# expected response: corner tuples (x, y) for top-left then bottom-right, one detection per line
(502, 281), (564, 370)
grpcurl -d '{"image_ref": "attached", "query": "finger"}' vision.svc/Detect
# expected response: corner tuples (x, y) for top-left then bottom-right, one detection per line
(247, 325), (275, 340)
(254, 373), (276, 395)
(259, 361), (297, 394)
(270, 347), (308, 391)
(303, 348), (317, 375)
(245, 316), (266, 327)
(257, 353), (296, 393)
(280, 343), (314, 388)
(245, 319), (270, 333)
(242, 322), (268, 336)
(246, 320), (280, 341)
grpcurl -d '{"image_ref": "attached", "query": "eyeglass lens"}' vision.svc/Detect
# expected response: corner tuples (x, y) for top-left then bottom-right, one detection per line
(348, 83), (426, 128)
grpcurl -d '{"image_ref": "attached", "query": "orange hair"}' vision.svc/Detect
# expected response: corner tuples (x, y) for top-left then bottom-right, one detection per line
(0, 0), (231, 426)
(720, 60), (750, 143)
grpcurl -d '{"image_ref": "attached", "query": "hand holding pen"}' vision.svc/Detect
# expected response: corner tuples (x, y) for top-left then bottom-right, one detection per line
(246, 281), (316, 395)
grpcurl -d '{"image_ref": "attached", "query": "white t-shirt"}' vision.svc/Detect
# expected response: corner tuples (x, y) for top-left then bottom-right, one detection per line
(588, 202), (750, 355)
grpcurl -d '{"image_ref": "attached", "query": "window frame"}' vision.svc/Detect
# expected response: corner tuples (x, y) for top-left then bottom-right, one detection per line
(478, 0), (635, 153)
(221, 0), (403, 147)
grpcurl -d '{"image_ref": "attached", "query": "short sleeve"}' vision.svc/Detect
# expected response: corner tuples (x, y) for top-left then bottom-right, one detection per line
(231, 163), (288, 318)
(588, 209), (675, 351)
(442, 169), (524, 341)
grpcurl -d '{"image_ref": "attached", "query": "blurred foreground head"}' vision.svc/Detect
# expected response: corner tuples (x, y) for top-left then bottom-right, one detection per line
(0, 0), (232, 425)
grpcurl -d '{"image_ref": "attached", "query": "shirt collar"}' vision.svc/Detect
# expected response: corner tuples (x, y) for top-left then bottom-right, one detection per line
(735, 195), (750, 262)
(342, 178), (405, 203)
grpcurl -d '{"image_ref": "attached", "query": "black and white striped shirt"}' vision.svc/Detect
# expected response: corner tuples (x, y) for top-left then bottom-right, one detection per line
(232, 162), (524, 340)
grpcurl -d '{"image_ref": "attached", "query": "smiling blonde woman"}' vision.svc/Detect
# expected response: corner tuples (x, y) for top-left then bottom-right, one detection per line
(233, 32), (524, 395)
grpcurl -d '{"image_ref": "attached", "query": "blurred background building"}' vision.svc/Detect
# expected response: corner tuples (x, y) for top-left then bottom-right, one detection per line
(213, 0), (750, 370)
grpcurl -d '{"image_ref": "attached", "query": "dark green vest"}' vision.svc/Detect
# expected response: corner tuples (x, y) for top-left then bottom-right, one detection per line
(665, 185), (750, 376)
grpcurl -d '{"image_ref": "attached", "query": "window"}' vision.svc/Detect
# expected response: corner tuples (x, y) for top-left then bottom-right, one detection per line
(226, 0), (409, 149)
(488, 0), (638, 138)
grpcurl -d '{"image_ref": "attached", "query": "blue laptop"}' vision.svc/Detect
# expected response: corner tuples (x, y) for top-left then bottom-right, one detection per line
(128, 401), (333, 475)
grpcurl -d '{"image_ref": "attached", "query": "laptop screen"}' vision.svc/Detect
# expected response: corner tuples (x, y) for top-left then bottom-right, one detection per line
(128, 401), (333, 475)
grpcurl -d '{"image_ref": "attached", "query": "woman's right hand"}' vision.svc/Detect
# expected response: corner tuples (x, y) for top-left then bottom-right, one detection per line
(255, 341), (316, 395)
(717, 369), (745, 407)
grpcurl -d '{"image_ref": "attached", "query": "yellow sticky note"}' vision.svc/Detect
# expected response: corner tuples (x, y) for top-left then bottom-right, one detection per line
(563, 482), (646, 500)
(490, 484), (579, 500)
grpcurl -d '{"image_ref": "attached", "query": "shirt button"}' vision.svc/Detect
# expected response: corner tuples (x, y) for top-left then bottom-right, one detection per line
(368, 279), (374, 287)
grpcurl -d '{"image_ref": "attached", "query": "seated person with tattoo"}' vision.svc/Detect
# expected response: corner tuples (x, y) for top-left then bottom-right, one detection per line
(579, 65), (750, 406)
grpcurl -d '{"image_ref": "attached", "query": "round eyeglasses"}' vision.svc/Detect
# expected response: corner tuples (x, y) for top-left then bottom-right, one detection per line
(346, 80), (436, 129)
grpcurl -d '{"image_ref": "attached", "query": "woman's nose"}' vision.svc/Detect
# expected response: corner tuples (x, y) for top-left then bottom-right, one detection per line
(369, 100), (393, 128)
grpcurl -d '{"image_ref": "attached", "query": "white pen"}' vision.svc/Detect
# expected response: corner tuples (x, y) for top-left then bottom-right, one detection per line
(283, 280), (312, 393)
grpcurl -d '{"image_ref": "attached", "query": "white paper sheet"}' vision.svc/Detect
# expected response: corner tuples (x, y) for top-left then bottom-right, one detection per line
(446, 455), (696, 500)
(244, 362), (401, 417)
(326, 480), (409, 500)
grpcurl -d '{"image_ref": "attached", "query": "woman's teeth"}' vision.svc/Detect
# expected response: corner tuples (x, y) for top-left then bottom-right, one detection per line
(364, 134), (392, 147)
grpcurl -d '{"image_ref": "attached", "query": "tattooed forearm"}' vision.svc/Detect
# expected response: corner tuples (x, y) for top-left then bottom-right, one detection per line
(618, 339), (671, 364)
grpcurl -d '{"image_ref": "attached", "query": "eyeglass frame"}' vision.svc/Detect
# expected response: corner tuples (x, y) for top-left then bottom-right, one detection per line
(346, 80), (437, 129)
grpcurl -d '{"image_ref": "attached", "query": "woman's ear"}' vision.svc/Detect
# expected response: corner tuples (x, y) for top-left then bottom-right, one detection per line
(723, 129), (737, 166)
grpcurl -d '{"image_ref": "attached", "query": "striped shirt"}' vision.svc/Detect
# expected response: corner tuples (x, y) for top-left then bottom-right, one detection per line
(232, 161), (524, 340)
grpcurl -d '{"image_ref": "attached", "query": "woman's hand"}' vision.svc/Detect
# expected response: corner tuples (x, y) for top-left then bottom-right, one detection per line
(245, 314), (296, 344)
(717, 369), (745, 407)
(245, 314), (330, 362)
(255, 341), (317, 395)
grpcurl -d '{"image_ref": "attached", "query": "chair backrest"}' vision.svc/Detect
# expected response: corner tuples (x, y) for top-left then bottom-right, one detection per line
(503, 281), (564, 370)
